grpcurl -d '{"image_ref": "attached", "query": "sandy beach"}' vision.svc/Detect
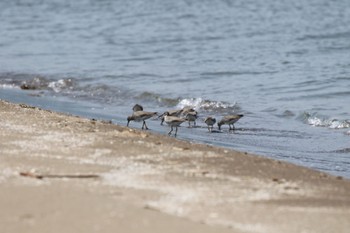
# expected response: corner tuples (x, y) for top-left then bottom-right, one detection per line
(1, 99), (350, 233)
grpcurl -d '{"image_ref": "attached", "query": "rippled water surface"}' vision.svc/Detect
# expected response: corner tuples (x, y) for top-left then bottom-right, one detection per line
(1, 0), (350, 177)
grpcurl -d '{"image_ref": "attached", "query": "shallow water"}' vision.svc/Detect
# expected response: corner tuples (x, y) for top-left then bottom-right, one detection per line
(0, 0), (350, 178)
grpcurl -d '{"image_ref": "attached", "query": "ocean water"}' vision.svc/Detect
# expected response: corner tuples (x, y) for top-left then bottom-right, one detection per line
(0, 0), (349, 178)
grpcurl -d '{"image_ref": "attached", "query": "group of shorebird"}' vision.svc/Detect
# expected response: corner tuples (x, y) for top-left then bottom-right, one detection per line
(127, 104), (244, 136)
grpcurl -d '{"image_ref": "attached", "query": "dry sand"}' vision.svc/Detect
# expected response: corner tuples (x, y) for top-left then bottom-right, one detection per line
(0, 99), (350, 233)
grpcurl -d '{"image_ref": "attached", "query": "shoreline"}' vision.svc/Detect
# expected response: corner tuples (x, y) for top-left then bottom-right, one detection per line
(1, 99), (350, 233)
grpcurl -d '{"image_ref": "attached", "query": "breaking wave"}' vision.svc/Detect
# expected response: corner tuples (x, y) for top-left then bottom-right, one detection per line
(301, 112), (350, 129)
(0, 73), (75, 93)
(176, 97), (240, 113)
(133, 92), (241, 114)
(0, 72), (129, 105)
(48, 79), (75, 93)
(0, 73), (242, 115)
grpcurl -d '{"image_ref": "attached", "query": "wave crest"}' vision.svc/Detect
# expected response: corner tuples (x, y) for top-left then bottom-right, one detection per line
(176, 97), (240, 113)
(302, 112), (350, 129)
(48, 79), (75, 93)
(0, 73), (75, 92)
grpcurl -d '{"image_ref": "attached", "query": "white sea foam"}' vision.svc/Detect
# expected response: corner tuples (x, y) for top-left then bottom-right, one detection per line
(176, 97), (238, 112)
(0, 83), (20, 89)
(48, 79), (73, 93)
(307, 116), (350, 129)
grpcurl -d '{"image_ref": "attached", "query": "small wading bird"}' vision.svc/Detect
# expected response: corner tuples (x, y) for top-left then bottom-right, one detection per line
(159, 109), (183, 125)
(127, 111), (157, 130)
(181, 106), (196, 115)
(132, 104), (143, 112)
(217, 114), (244, 130)
(184, 111), (198, 127)
(159, 107), (197, 125)
(163, 111), (187, 136)
(204, 116), (216, 132)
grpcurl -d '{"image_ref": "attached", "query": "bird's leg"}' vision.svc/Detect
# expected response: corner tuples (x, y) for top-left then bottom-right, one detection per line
(168, 126), (173, 135)
(175, 126), (178, 136)
(143, 121), (149, 130)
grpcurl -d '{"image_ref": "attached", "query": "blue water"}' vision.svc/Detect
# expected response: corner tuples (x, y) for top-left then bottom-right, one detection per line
(1, 0), (350, 178)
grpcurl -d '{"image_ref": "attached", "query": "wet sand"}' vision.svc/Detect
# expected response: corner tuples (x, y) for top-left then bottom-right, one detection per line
(1, 99), (350, 233)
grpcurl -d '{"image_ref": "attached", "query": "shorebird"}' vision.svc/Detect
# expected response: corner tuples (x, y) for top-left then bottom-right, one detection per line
(181, 107), (196, 115)
(163, 111), (187, 136)
(184, 111), (198, 127)
(127, 111), (157, 130)
(159, 109), (183, 125)
(132, 104), (143, 112)
(217, 114), (244, 130)
(204, 116), (216, 132)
